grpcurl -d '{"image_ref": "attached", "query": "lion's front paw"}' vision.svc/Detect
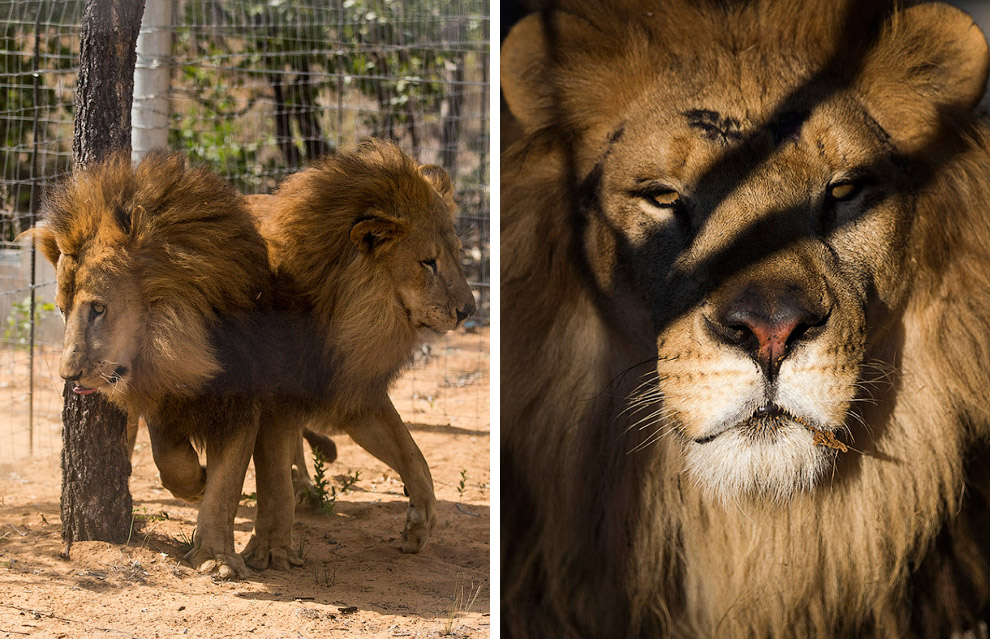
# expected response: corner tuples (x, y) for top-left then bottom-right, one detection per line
(242, 533), (303, 571)
(400, 500), (437, 553)
(184, 546), (250, 580)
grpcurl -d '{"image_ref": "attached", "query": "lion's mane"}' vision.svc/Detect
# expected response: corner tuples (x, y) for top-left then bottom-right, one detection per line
(41, 151), (271, 413)
(252, 140), (457, 398)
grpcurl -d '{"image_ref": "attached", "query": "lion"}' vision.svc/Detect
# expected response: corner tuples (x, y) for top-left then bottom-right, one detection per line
(237, 140), (476, 570)
(501, 1), (990, 637)
(25, 151), (274, 579)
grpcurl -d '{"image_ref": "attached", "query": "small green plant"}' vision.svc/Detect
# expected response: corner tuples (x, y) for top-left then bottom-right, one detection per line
(457, 469), (468, 500)
(413, 391), (437, 410)
(3, 297), (56, 347)
(132, 507), (169, 523)
(240, 492), (257, 504)
(339, 469), (361, 493)
(128, 508), (169, 544)
(309, 448), (336, 515)
(297, 536), (309, 561)
(308, 450), (362, 516)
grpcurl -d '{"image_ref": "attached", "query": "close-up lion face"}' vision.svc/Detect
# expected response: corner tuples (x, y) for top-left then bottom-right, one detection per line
(597, 85), (917, 501)
(504, 1), (990, 636)
(54, 248), (144, 398)
(504, 0), (988, 504)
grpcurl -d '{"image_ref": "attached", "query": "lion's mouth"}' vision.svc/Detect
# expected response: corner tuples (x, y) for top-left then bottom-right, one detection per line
(72, 385), (98, 395)
(71, 366), (128, 395)
(693, 403), (823, 444)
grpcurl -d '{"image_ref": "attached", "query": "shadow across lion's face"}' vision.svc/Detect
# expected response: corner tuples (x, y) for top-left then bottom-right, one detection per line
(579, 60), (945, 502)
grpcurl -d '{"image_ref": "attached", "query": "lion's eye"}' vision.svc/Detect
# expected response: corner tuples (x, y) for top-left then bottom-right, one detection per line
(90, 303), (106, 318)
(421, 259), (438, 275)
(643, 189), (681, 208)
(827, 181), (862, 202)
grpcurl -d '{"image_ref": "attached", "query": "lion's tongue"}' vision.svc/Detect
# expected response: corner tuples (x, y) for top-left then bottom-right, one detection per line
(72, 385), (97, 395)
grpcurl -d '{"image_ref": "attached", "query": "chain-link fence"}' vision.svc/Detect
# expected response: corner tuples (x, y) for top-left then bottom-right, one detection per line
(0, 0), (490, 465)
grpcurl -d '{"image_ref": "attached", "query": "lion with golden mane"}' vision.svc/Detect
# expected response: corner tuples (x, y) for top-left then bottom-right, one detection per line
(28, 151), (273, 579)
(502, 0), (990, 636)
(238, 140), (476, 569)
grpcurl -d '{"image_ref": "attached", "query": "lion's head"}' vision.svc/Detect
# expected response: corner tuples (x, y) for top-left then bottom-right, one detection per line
(255, 140), (475, 384)
(503, 1), (990, 636)
(26, 151), (270, 413)
(347, 161), (475, 337)
(504, 0), (987, 501)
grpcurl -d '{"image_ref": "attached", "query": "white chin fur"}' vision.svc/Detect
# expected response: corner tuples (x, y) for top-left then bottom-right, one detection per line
(684, 425), (828, 504)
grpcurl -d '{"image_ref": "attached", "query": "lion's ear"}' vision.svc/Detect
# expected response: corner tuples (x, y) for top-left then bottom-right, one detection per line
(350, 214), (406, 254)
(858, 3), (988, 152)
(419, 164), (452, 198)
(501, 12), (600, 132)
(17, 225), (60, 266)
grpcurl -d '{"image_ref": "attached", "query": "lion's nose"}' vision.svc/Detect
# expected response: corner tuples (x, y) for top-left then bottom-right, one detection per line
(707, 284), (829, 379)
(456, 301), (475, 325)
(61, 370), (81, 382)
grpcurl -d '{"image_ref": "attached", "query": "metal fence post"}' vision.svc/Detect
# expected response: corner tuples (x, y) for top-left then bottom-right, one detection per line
(131, 0), (172, 163)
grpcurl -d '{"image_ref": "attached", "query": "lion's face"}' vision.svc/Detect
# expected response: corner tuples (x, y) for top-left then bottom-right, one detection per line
(595, 91), (916, 500)
(54, 247), (145, 398)
(502, 2), (989, 503)
(392, 222), (475, 337)
(348, 163), (476, 337)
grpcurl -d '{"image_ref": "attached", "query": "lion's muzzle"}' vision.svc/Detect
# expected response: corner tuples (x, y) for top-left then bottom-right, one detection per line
(706, 278), (831, 380)
(455, 300), (476, 326)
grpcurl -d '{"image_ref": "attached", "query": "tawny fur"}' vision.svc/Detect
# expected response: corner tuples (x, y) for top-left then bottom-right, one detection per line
(250, 140), (467, 402)
(38, 151), (271, 417)
(28, 151), (274, 578)
(502, 1), (990, 637)
(238, 140), (474, 566)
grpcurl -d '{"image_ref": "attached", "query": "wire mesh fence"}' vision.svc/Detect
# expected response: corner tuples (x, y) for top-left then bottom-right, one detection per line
(0, 0), (490, 465)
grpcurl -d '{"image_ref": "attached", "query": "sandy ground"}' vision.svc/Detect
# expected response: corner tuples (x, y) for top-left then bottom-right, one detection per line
(0, 329), (490, 639)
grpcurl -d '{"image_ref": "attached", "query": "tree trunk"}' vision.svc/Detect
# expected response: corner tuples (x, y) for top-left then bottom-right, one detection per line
(292, 57), (333, 161)
(60, 386), (134, 544)
(61, 0), (144, 547)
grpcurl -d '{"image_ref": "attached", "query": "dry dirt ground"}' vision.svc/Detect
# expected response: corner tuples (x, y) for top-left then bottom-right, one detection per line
(0, 329), (490, 639)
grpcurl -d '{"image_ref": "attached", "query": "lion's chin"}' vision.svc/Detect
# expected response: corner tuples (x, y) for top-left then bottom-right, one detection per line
(684, 423), (830, 504)
(416, 325), (448, 341)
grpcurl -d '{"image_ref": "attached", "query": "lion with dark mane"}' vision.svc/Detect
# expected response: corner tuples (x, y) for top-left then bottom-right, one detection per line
(28, 151), (273, 579)
(238, 140), (476, 569)
(502, 0), (990, 636)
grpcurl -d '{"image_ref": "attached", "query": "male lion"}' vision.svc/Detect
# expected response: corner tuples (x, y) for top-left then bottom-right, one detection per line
(502, 1), (990, 637)
(27, 151), (273, 579)
(238, 141), (476, 569)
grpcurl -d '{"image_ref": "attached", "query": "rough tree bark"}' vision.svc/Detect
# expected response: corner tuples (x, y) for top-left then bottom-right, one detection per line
(61, 0), (145, 549)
